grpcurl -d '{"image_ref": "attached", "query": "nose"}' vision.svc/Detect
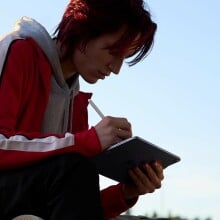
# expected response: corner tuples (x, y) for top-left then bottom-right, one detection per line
(108, 56), (124, 75)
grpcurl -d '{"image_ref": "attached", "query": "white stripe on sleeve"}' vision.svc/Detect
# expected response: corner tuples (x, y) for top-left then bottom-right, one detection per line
(0, 133), (75, 152)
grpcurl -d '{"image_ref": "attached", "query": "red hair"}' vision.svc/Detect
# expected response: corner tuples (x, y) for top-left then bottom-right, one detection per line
(54, 0), (157, 66)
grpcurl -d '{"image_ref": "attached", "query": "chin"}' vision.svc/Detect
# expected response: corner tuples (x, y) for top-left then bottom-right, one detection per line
(84, 77), (99, 84)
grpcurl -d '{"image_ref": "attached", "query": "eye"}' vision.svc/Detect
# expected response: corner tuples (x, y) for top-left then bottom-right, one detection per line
(109, 49), (120, 56)
(124, 46), (140, 58)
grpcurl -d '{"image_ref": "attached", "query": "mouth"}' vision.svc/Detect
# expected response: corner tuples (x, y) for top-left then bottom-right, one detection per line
(97, 71), (110, 79)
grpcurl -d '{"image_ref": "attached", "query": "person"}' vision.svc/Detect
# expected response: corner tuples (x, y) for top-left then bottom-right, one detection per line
(0, 0), (164, 219)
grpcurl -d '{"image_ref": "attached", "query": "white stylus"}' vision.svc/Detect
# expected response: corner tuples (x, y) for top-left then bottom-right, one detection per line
(88, 99), (105, 119)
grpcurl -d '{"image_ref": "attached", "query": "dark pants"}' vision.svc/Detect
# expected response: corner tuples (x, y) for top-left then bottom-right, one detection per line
(0, 153), (104, 220)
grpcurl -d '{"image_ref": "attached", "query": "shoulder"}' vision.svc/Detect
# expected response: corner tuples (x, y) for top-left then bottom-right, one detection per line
(2, 37), (51, 81)
(9, 37), (43, 58)
(7, 37), (51, 74)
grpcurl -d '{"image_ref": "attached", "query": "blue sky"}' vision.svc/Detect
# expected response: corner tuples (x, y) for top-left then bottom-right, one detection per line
(1, 1), (219, 219)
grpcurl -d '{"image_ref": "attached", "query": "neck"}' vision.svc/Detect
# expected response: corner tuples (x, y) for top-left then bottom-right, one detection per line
(61, 58), (77, 80)
(55, 39), (77, 80)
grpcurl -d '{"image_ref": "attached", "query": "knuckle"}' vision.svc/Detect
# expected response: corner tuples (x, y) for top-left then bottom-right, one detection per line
(141, 187), (150, 195)
(127, 121), (132, 127)
(149, 188), (155, 193)
(155, 182), (162, 189)
(108, 126), (115, 134)
(139, 189), (146, 195)
(104, 116), (113, 124)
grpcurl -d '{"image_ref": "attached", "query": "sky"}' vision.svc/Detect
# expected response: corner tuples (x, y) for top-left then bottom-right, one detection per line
(0, 1), (219, 219)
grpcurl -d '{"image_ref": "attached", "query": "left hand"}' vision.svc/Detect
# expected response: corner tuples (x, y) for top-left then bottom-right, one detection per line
(121, 161), (164, 200)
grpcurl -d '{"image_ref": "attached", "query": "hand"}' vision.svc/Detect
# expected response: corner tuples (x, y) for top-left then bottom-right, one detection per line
(121, 161), (164, 200)
(94, 116), (132, 150)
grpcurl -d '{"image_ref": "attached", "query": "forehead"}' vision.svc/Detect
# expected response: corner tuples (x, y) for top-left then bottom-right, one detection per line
(99, 26), (141, 53)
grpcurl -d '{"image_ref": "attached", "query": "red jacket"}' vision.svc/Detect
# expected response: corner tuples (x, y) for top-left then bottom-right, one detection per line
(0, 37), (136, 219)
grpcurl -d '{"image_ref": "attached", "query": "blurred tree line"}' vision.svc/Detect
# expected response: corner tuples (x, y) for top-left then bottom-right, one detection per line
(124, 209), (212, 220)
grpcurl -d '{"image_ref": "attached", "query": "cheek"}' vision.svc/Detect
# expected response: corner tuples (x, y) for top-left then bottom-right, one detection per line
(85, 45), (112, 64)
(72, 46), (112, 72)
(72, 49), (88, 67)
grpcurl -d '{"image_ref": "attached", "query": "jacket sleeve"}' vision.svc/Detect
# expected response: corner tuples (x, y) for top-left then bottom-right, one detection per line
(101, 183), (138, 219)
(0, 38), (102, 170)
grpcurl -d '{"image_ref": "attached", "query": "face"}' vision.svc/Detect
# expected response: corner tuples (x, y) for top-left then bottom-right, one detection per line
(71, 27), (139, 84)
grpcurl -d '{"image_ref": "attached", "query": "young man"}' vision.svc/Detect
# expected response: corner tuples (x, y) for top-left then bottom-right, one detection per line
(0, 0), (164, 219)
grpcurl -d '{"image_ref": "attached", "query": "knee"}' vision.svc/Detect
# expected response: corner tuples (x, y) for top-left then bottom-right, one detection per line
(57, 153), (99, 178)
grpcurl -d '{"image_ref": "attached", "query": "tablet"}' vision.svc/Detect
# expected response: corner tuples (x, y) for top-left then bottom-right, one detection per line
(92, 136), (181, 183)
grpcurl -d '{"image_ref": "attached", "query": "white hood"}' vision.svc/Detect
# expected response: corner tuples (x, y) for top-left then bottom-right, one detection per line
(14, 16), (68, 88)
(0, 17), (80, 134)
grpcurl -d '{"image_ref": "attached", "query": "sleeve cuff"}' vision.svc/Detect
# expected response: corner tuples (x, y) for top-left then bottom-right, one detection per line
(101, 183), (138, 219)
(74, 127), (102, 157)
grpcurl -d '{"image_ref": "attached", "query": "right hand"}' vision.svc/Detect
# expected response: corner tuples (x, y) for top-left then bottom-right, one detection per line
(121, 161), (164, 200)
(94, 116), (132, 150)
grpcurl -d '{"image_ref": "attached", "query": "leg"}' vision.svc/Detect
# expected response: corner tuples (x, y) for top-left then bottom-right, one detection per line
(0, 162), (47, 220)
(0, 153), (104, 220)
(45, 153), (104, 220)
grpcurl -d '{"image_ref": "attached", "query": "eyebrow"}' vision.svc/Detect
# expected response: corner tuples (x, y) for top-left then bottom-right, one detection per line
(109, 41), (140, 57)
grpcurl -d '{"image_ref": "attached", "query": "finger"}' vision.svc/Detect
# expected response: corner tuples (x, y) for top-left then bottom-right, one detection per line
(151, 161), (164, 180)
(113, 117), (132, 131)
(129, 167), (155, 194)
(116, 128), (132, 139)
(142, 164), (162, 188)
